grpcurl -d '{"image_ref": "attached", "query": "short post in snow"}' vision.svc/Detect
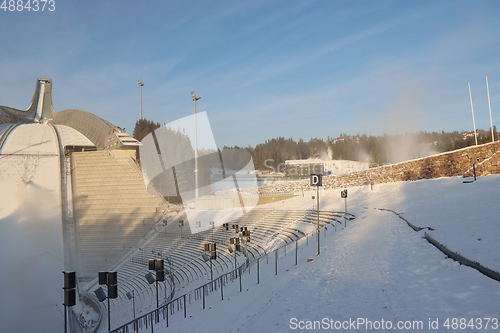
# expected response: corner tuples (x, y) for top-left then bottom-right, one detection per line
(202, 285), (206, 309)
(341, 189), (348, 227)
(295, 240), (298, 265)
(275, 249), (278, 275)
(472, 154), (477, 181)
(257, 258), (260, 284)
(310, 173), (322, 255)
(220, 276), (224, 300)
(183, 294), (187, 318)
(239, 267), (242, 292)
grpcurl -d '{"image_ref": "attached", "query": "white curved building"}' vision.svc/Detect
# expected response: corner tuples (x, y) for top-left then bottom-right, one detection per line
(0, 79), (168, 333)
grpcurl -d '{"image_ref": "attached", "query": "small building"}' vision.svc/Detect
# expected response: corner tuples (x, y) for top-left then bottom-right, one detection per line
(284, 159), (324, 177)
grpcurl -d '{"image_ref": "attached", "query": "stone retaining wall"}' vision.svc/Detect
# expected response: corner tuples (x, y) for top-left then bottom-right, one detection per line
(258, 141), (500, 193)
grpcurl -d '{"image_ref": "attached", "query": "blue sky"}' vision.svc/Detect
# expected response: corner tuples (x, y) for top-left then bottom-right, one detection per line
(0, 0), (499, 147)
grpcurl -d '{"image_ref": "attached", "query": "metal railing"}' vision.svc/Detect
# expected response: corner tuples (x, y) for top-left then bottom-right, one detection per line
(110, 212), (354, 333)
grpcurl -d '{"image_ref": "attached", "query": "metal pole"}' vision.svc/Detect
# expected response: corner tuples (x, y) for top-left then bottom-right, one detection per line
(138, 79), (144, 120)
(107, 297), (111, 332)
(295, 240), (298, 265)
(64, 305), (67, 333)
(193, 95), (199, 199)
(473, 157), (477, 181)
(275, 249), (278, 275)
(210, 257), (213, 282)
(469, 82), (478, 145)
(257, 258), (260, 284)
(239, 268), (242, 292)
(166, 303), (169, 327)
(183, 294), (187, 318)
(221, 277), (224, 300)
(487, 76), (494, 142)
(202, 285), (205, 309)
(156, 280), (159, 323)
(133, 290), (136, 320)
(317, 186), (320, 255)
(344, 198), (347, 227)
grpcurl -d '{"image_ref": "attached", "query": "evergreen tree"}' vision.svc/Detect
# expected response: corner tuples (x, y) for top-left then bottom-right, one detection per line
(132, 118), (162, 142)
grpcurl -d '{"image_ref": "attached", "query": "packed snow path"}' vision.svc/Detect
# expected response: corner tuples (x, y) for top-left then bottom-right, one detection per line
(163, 206), (500, 333)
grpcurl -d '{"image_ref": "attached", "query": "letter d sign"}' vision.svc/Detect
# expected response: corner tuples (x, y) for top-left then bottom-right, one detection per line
(310, 173), (322, 186)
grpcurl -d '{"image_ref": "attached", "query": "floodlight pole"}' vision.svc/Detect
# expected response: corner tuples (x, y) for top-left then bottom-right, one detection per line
(138, 79), (144, 120)
(468, 82), (478, 145)
(190, 91), (201, 199)
(487, 76), (494, 142)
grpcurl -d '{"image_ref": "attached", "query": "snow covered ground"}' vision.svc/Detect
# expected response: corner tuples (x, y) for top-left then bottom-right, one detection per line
(2, 123), (499, 333)
(125, 175), (500, 333)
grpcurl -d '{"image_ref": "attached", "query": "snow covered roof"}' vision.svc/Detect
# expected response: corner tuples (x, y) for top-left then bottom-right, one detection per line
(54, 124), (94, 148)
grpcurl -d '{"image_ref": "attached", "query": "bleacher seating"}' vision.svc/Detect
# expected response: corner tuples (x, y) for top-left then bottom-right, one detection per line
(82, 205), (354, 328)
(72, 150), (169, 280)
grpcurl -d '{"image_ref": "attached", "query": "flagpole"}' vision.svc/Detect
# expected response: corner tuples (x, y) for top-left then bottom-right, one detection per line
(486, 76), (494, 142)
(468, 82), (478, 145)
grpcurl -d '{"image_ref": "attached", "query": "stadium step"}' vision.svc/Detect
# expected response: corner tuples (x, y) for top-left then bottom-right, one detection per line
(71, 150), (169, 280)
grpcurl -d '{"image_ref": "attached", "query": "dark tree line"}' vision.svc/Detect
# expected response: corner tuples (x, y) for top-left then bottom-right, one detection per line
(133, 119), (497, 171)
(132, 118), (162, 142)
(241, 127), (498, 170)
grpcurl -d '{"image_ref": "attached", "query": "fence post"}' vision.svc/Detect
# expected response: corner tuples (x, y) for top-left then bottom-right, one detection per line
(275, 249), (278, 276)
(202, 285), (206, 309)
(257, 258), (260, 284)
(239, 267), (242, 292)
(221, 276), (224, 301)
(183, 294), (187, 318)
(166, 303), (169, 327)
(295, 240), (298, 265)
